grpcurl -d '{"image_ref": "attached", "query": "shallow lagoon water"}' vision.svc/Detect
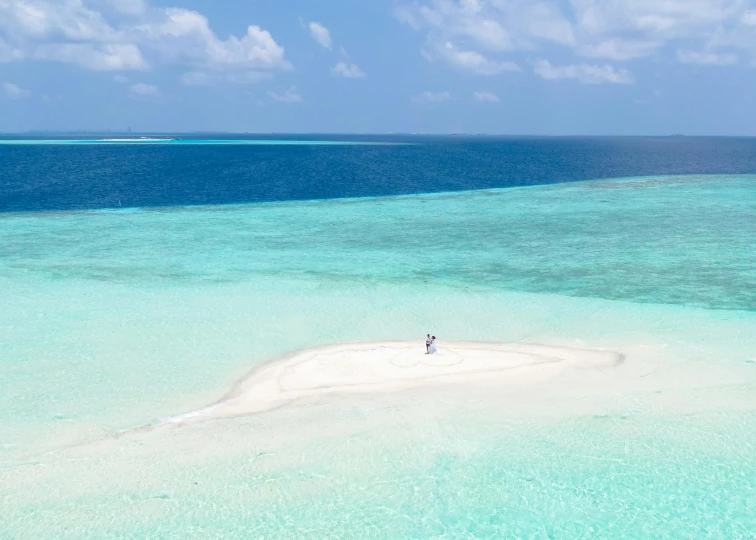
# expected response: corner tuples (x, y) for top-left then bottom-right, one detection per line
(1, 175), (755, 538)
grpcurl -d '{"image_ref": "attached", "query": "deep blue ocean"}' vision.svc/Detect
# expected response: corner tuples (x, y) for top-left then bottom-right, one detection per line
(2, 135), (756, 212)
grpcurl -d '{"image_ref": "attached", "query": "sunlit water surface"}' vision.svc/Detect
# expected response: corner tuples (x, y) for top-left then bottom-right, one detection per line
(1, 175), (755, 538)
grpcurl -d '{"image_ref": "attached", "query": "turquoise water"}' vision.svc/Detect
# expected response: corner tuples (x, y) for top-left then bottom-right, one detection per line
(2, 174), (753, 309)
(1, 175), (755, 538)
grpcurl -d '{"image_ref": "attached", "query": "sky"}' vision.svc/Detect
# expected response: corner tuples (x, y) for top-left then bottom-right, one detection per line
(1, 0), (756, 135)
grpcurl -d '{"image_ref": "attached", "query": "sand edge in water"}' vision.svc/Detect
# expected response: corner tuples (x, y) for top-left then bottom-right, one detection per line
(159, 341), (624, 426)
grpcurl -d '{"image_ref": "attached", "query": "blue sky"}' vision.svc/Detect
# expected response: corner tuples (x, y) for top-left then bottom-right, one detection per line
(1, 0), (756, 134)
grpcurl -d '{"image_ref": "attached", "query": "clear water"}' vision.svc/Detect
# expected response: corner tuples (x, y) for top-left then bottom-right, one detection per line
(4, 135), (756, 212)
(0, 139), (396, 145)
(1, 172), (755, 538)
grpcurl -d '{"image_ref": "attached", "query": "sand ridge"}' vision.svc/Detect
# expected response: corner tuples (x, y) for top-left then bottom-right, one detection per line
(163, 341), (624, 425)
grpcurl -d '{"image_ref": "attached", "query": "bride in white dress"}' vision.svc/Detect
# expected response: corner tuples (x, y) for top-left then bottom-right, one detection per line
(428, 336), (439, 355)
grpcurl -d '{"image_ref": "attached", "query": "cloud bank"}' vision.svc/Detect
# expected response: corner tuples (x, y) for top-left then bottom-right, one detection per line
(395, 0), (753, 80)
(0, 0), (291, 79)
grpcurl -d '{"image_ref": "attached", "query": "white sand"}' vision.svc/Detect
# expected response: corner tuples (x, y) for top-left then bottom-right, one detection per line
(163, 341), (624, 425)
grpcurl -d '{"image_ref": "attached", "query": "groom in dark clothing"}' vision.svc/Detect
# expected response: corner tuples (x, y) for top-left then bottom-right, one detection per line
(425, 334), (432, 353)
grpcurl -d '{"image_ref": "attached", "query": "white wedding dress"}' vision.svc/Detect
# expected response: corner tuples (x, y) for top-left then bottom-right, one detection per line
(428, 341), (439, 355)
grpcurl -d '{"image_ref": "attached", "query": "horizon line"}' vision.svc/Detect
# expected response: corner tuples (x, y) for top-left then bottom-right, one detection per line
(2, 131), (755, 138)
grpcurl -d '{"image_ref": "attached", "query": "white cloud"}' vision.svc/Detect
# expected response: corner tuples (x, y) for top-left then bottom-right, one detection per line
(743, 10), (756, 26)
(268, 86), (302, 103)
(0, 0), (120, 42)
(181, 71), (213, 86)
(34, 43), (147, 70)
(91, 0), (147, 16)
(0, 0), (146, 71)
(523, 3), (576, 46)
(395, 0), (755, 69)
(569, 0), (751, 62)
(3, 82), (31, 99)
(571, 0), (738, 38)
(473, 91), (500, 103)
(676, 49), (737, 66)
(0, 1), (291, 75)
(578, 39), (661, 60)
(395, 1), (570, 75)
(412, 91), (451, 104)
(0, 38), (24, 62)
(332, 61), (366, 78)
(395, 0), (574, 51)
(308, 21), (332, 50)
(181, 70), (273, 86)
(129, 82), (157, 95)
(534, 59), (634, 84)
(138, 9), (291, 71)
(424, 40), (519, 75)
(226, 71), (273, 84)
(113, 74), (129, 83)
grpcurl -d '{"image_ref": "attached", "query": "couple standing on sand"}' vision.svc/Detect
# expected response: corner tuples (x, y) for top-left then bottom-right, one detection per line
(425, 334), (438, 355)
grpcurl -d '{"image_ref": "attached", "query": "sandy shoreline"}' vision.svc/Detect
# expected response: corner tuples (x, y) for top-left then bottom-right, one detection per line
(160, 341), (624, 426)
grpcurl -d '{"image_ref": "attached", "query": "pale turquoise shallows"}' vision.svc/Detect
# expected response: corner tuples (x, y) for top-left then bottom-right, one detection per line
(1, 175), (755, 538)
